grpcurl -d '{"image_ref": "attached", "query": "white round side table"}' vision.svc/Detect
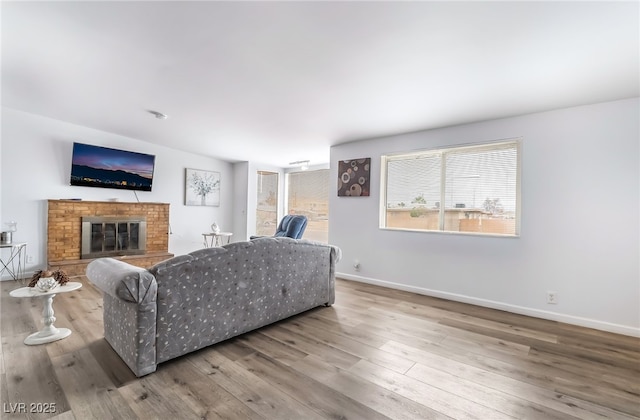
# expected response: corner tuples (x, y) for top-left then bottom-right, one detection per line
(202, 232), (233, 247)
(9, 281), (82, 345)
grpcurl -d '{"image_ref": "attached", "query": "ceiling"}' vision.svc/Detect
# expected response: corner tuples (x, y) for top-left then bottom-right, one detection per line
(2, 1), (638, 168)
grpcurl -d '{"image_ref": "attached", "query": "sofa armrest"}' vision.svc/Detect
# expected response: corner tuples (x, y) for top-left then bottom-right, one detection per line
(86, 258), (157, 311)
(294, 238), (342, 263)
(86, 257), (158, 377)
(329, 244), (342, 263)
(289, 238), (341, 306)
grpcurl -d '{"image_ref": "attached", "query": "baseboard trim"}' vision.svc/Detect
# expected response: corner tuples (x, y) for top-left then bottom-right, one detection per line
(1, 270), (36, 282)
(337, 273), (640, 338)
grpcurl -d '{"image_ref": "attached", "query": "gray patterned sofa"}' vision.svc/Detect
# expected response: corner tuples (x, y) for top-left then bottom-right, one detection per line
(86, 237), (341, 377)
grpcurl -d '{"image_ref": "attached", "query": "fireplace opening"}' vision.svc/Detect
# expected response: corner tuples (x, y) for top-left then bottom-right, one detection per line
(81, 216), (147, 259)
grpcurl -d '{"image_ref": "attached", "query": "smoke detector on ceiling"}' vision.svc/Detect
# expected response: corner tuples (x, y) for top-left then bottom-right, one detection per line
(148, 110), (168, 120)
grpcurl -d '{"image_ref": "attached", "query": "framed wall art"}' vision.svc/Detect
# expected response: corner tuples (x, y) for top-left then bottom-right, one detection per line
(185, 168), (220, 206)
(337, 158), (370, 197)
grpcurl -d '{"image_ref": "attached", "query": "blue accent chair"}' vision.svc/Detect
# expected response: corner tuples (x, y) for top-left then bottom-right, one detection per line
(251, 215), (308, 240)
(274, 215), (308, 239)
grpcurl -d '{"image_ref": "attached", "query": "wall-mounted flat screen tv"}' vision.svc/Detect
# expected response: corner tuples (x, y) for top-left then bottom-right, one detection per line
(70, 142), (156, 191)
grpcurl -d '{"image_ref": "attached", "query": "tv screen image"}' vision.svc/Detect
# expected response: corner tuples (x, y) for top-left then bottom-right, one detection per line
(70, 142), (156, 192)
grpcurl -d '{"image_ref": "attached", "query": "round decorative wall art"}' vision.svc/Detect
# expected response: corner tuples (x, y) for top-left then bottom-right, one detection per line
(337, 158), (371, 197)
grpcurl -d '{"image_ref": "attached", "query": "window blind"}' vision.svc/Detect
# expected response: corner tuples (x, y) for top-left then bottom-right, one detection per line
(255, 171), (278, 236)
(382, 140), (520, 236)
(287, 169), (330, 243)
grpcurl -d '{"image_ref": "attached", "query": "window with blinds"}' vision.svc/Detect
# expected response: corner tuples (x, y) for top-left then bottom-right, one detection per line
(255, 171), (279, 236)
(287, 169), (330, 243)
(382, 139), (520, 236)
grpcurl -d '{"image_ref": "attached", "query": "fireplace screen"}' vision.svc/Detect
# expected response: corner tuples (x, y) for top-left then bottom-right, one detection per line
(81, 216), (147, 259)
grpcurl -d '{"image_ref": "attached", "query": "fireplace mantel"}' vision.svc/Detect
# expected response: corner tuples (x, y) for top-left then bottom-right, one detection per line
(47, 200), (173, 275)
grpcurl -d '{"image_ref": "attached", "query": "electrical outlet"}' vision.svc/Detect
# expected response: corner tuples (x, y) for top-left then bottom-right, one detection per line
(547, 291), (558, 304)
(27, 255), (34, 264)
(353, 260), (361, 272)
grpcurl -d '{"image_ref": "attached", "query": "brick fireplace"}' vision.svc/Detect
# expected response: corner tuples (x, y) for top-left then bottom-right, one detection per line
(47, 200), (173, 276)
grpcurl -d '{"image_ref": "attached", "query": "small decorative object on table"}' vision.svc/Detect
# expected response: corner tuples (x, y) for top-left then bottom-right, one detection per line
(211, 222), (221, 234)
(28, 269), (70, 288)
(35, 277), (58, 292)
(1, 221), (17, 244)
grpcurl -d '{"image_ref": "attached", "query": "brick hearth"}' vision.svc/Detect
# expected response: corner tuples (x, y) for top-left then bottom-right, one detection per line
(47, 200), (173, 276)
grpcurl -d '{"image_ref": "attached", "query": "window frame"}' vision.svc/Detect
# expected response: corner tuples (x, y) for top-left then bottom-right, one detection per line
(380, 138), (521, 237)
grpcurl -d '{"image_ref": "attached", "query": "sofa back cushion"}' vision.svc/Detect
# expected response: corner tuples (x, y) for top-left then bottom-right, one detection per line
(150, 237), (334, 363)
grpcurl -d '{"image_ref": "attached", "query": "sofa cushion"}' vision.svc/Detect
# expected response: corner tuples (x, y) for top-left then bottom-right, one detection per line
(152, 237), (334, 363)
(149, 254), (193, 274)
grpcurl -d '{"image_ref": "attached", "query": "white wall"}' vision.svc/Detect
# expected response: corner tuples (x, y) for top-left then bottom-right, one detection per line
(1, 108), (235, 276)
(330, 98), (640, 336)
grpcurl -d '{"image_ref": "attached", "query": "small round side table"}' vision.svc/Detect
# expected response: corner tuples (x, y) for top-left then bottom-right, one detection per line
(9, 282), (82, 345)
(202, 232), (233, 247)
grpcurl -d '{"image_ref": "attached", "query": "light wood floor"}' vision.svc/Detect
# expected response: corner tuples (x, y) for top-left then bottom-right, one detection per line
(1, 277), (639, 419)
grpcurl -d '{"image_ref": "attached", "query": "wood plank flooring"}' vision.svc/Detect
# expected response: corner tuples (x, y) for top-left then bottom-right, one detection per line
(1, 277), (638, 419)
